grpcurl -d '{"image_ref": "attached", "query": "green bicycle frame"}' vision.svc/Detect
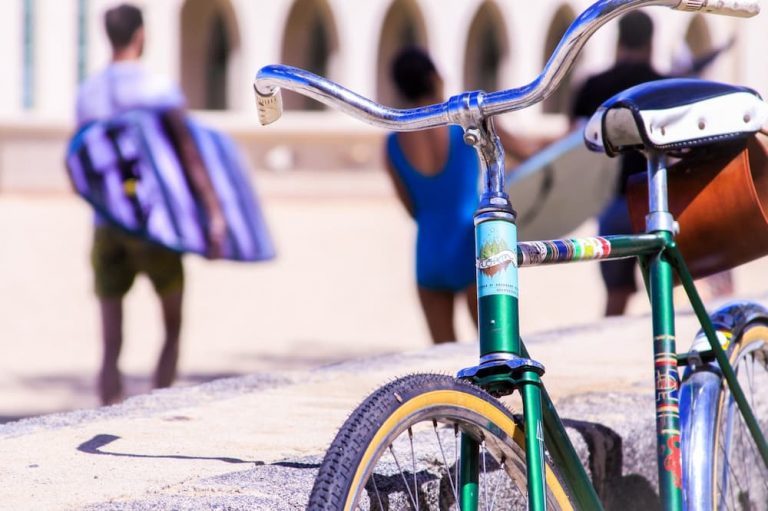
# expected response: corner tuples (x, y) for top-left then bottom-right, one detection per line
(459, 183), (768, 509)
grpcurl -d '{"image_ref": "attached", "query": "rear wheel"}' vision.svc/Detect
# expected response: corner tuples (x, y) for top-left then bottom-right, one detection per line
(308, 373), (576, 510)
(712, 324), (768, 510)
(681, 322), (768, 510)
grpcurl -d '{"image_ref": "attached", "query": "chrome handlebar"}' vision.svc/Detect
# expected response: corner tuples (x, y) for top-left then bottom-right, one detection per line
(254, 0), (759, 131)
(254, 0), (759, 210)
(254, 65), (450, 130)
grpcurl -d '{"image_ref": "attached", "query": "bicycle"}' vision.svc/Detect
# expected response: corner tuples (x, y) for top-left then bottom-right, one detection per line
(253, 0), (768, 509)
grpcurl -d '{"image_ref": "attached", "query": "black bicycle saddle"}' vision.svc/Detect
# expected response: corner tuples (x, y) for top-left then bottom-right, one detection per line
(584, 78), (768, 156)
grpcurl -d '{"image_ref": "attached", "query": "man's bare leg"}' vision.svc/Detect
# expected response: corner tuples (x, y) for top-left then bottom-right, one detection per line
(605, 287), (634, 317)
(99, 297), (124, 405)
(154, 289), (183, 389)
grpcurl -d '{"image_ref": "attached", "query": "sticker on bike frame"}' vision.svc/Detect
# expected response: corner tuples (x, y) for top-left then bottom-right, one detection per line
(654, 347), (682, 488)
(655, 352), (680, 421)
(518, 237), (612, 266)
(476, 221), (518, 298)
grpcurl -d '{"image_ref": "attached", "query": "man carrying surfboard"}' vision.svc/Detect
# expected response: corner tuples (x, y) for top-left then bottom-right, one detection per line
(571, 11), (665, 317)
(76, 4), (226, 405)
(571, 12), (736, 315)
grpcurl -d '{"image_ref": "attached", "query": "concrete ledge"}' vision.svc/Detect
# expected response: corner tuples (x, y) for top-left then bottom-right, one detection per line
(2, 311), (701, 511)
(70, 393), (661, 511)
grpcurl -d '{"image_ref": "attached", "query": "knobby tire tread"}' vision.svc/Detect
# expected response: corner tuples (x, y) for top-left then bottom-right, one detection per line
(307, 373), (573, 510)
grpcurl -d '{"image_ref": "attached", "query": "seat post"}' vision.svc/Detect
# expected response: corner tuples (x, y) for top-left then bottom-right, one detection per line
(645, 149), (685, 509)
(645, 151), (677, 234)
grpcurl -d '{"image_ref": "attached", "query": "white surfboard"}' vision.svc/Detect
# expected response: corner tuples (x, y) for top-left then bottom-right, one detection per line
(505, 128), (619, 241)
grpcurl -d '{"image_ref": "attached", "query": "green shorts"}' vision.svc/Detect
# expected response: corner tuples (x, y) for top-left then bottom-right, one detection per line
(91, 225), (184, 298)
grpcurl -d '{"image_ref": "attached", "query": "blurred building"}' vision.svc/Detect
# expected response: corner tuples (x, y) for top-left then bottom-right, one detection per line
(0, 0), (762, 191)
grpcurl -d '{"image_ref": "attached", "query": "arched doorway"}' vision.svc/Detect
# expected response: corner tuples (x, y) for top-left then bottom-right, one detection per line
(376, 0), (428, 108)
(281, 0), (339, 111)
(542, 4), (576, 114)
(180, 0), (240, 110)
(463, 1), (509, 93)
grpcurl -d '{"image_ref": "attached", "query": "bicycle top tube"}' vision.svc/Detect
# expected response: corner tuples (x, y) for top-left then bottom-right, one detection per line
(254, 0), (759, 132)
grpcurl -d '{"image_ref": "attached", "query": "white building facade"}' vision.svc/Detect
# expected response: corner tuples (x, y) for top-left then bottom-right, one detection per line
(0, 0), (763, 189)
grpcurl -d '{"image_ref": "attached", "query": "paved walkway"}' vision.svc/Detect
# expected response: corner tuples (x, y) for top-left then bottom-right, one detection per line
(0, 315), (685, 510)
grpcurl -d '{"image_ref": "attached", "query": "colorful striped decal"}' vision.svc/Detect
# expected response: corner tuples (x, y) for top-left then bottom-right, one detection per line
(655, 349), (682, 489)
(518, 237), (612, 266)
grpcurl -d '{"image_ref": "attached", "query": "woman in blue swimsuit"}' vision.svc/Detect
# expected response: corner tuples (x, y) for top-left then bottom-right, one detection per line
(385, 48), (540, 343)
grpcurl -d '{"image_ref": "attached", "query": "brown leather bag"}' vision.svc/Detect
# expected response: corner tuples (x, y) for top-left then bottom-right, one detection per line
(627, 134), (768, 280)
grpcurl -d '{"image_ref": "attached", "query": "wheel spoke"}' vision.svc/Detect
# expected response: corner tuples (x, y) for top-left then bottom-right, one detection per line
(433, 420), (460, 506)
(745, 352), (758, 490)
(481, 441), (489, 510)
(389, 444), (419, 510)
(408, 427), (420, 511)
(488, 457), (506, 511)
(371, 474), (385, 511)
(454, 423), (460, 506)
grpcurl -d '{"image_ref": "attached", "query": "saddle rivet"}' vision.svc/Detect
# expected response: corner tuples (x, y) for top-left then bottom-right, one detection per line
(698, 120), (706, 130)
(744, 113), (752, 123)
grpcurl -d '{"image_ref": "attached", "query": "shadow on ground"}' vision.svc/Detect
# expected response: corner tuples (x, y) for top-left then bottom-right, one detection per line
(77, 434), (264, 465)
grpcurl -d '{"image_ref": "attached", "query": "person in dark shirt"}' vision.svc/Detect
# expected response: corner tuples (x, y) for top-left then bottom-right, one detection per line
(571, 11), (664, 316)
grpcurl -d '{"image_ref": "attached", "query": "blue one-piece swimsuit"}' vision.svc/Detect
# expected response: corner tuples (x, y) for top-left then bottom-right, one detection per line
(386, 125), (479, 291)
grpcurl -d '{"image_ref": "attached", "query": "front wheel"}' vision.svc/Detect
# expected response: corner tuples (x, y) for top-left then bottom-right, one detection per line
(681, 310), (768, 510)
(308, 373), (575, 510)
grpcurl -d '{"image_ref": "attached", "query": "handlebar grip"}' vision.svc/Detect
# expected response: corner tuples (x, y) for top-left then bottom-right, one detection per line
(254, 86), (284, 126)
(675, 0), (760, 17)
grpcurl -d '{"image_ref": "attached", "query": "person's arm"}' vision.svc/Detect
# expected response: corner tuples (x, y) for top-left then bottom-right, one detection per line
(163, 108), (226, 258)
(496, 126), (554, 161)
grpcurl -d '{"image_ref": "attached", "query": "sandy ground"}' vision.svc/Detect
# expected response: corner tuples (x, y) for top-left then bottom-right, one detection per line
(2, 168), (768, 422)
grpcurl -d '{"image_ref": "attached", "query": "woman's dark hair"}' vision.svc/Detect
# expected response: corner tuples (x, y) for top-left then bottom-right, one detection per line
(391, 47), (438, 102)
(105, 4), (144, 50)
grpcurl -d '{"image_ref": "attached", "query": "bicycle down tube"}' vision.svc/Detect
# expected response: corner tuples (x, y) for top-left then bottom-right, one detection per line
(253, 0), (763, 509)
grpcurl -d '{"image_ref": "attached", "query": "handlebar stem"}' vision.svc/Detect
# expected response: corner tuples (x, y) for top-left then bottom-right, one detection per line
(466, 118), (512, 212)
(443, 91), (512, 211)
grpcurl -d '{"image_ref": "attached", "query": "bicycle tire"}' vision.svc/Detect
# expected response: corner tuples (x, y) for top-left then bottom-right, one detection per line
(681, 321), (768, 510)
(307, 373), (576, 510)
